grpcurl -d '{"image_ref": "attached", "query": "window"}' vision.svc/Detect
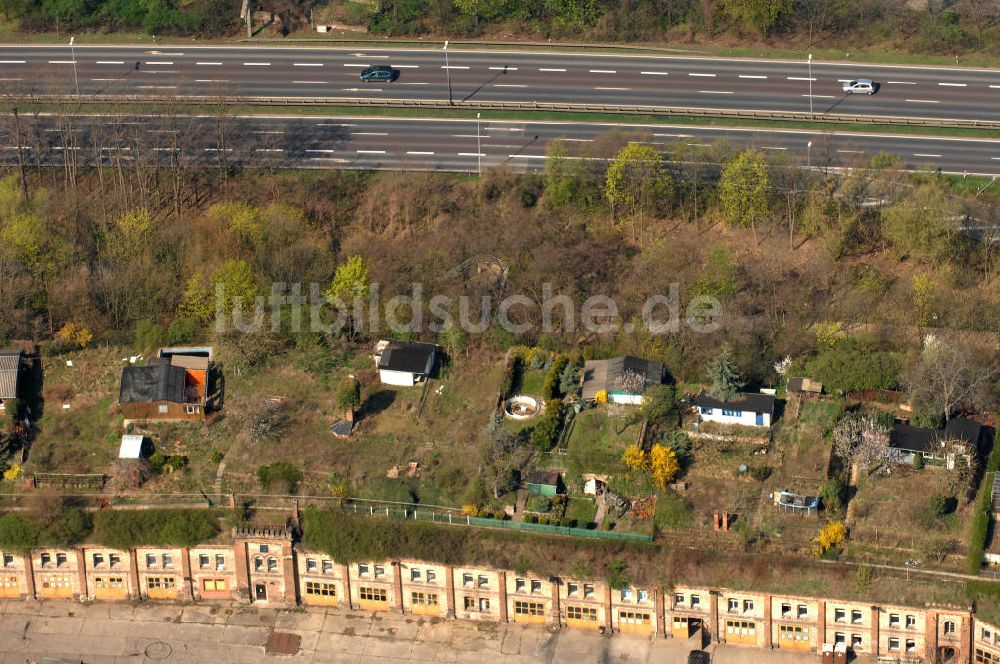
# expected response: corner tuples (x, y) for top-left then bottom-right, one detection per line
(743, 599), (754, 613)
(95, 576), (124, 589)
(464, 596), (489, 612)
(2, 554), (12, 567)
(729, 598), (740, 613)
(691, 595), (701, 608)
(567, 583), (579, 596)
(889, 614), (900, 628)
(637, 589), (649, 602)
(199, 554), (210, 569)
(622, 588), (634, 602)
(321, 560), (332, 574)
(40, 553), (51, 567)
(158, 404), (169, 414)
(259, 545), (269, 554)
(359, 587), (387, 602)
(797, 605), (808, 619)
(984, 628), (992, 641)
(374, 565), (385, 578)
(359, 563), (370, 577)
(851, 610), (862, 624)
(410, 568), (422, 582)
(216, 555), (225, 570)
(675, 594), (685, 606)
(530, 580), (541, 593)
(889, 637), (901, 652)
(464, 596), (477, 611)
(480, 598), (490, 612)
(945, 621), (957, 635)
(779, 625), (808, 642)
(781, 603), (791, 617)
(621, 611), (651, 624)
(306, 559), (317, 573)
(906, 640), (916, 653)
(835, 633), (845, 645)
(463, 573), (474, 587)
(426, 570), (436, 583)
(566, 606), (598, 622)
(203, 579), (228, 592)
(700, 406), (712, 414)
(146, 577), (176, 591)
(515, 578), (525, 592)
(722, 409), (742, 417)
(92, 553), (105, 567)
(305, 582), (336, 598)
(56, 553), (67, 567)
(253, 557), (263, 572)
(411, 592), (438, 606)
(145, 554), (157, 568)
(162, 554), (173, 569)
(109, 554), (120, 567)
(977, 648), (1000, 664)
(906, 615), (916, 629)
(477, 575), (488, 588)
(184, 405), (200, 415)
(513, 601), (544, 616)
(834, 608), (846, 623)
(267, 557), (277, 572)
(852, 634), (863, 648)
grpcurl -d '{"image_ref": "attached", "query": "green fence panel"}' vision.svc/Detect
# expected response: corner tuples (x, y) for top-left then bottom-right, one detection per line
(466, 516), (652, 542)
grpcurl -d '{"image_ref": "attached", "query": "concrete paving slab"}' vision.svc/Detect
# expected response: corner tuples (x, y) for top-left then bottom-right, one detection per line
(26, 615), (85, 636)
(275, 609), (327, 632)
(220, 623), (270, 646)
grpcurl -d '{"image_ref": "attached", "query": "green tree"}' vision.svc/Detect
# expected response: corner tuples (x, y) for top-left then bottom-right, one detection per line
(719, 149), (771, 244)
(882, 181), (960, 264)
(212, 259), (260, 317)
(453, 0), (508, 22)
(336, 377), (362, 413)
(324, 255), (370, 305)
(706, 346), (742, 401)
(543, 139), (580, 209)
(438, 320), (467, 359)
(179, 268), (215, 322)
(604, 142), (674, 230)
(721, 0), (792, 35)
(639, 384), (677, 426)
(0, 513), (39, 553)
(40, 508), (92, 546)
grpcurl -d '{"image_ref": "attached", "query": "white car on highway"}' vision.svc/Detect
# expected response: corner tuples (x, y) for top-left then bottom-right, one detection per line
(842, 79), (876, 95)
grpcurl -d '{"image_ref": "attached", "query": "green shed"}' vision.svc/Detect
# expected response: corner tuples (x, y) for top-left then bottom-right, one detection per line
(525, 469), (562, 497)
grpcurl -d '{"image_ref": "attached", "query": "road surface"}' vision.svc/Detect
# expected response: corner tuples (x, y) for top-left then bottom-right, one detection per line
(1, 45), (999, 123)
(5, 113), (1000, 175)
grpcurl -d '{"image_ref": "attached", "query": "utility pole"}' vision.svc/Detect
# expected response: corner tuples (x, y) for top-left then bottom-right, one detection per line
(807, 141), (812, 170)
(69, 36), (80, 96)
(477, 112), (482, 176)
(808, 53), (813, 118)
(444, 41), (452, 106)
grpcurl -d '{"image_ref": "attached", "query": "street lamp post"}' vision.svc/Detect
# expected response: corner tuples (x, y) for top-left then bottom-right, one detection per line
(477, 112), (482, 176)
(70, 36), (80, 97)
(808, 53), (813, 118)
(443, 40), (452, 106)
(807, 141), (812, 170)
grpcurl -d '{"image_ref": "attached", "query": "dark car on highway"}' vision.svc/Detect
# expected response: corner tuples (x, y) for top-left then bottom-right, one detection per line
(360, 65), (398, 82)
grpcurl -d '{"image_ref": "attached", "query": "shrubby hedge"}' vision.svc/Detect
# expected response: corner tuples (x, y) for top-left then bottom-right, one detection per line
(92, 509), (220, 551)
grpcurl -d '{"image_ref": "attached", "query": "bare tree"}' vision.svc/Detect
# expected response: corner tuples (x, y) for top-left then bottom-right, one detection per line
(909, 335), (996, 422)
(607, 369), (645, 434)
(479, 415), (528, 499)
(833, 415), (892, 476)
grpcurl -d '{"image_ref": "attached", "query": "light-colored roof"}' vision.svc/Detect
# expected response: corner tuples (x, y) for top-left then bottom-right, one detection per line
(0, 351), (21, 400)
(169, 354), (209, 371)
(119, 435), (145, 459)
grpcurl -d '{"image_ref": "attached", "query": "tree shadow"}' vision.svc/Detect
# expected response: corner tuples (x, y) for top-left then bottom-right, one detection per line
(359, 390), (396, 422)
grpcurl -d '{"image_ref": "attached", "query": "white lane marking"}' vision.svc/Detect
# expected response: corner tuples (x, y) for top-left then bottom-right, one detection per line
(145, 61), (173, 65)
(96, 60), (124, 65)
(255, 148), (283, 152)
(458, 152), (486, 156)
(700, 90), (733, 94)
(243, 62), (271, 66)
(91, 78), (122, 81)
(204, 148), (233, 152)
(803, 94), (835, 98)
(442, 65), (469, 69)
(562, 138), (593, 142)
(0, 60), (26, 64)
(888, 81), (915, 84)
(938, 82), (966, 87)
(595, 87), (630, 91)
(453, 134), (487, 138)
(788, 77), (816, 81)
(293, 80), (326, 84)
(641, 71), (668, 75)
(507, 154), (546, 159)
(253, 130), (284, 134)
(48, 60), (75, 64)
(495, 84), (528, 87)
(689, 72), (715, 77)
(343, 64), (368, 68)
(906, 99), (940, 103)
(837, 150), (864, 154)
(317, 123), (356, 127)
(393, 65), (419, 68)
(352, 132), (389, 136)
(137, 85), (178, 89)
(195, 79), (229, 83)
(739, 74), (766, 79)
(196, 62), (223, 66)
(153, 147), (178, 151)
(653, 133), (692, 138)
(0, 78), (22, 81)
(836, 79), (853, 82)
(913, 153), (942, 157)
(990, 85), (1000, 89)
(991, 157), (1000, 161)
(489, 66), (518, 71)
(762, 146), (788, 150)
(293, 63), (323, 67)
(539, 68), (566, 72)
(399, 82), (429, 85)
(686, 143), (710, 147)
(590, 69), (616, 74)
(306, 149), (337, 153)
(147, 70), (178, 74)
(407, 151), (435, 155)
(357, 150), (386, 154)
(342, 87), (382, 92)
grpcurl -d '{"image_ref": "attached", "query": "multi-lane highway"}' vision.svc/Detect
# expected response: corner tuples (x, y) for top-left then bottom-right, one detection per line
(1, 45), (999, 123)
(5, 113), (1000, 175)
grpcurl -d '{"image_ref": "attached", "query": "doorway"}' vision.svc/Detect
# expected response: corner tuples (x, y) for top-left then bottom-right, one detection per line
(255, 583), (267, 601)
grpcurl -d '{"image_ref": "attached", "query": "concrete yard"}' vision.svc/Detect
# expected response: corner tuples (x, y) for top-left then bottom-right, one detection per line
(0, 599), (831, 664)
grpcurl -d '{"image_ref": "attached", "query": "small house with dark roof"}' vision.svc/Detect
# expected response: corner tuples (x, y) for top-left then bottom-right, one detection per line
(0, 350), (21, 410)
(889, 417), (985, 469)
(581, 355), (665, 405)
(525, 469), (562, 497)
(374, 340), (440, 387)
(119, 347), (213, 423)
(695, 391), (775, 428)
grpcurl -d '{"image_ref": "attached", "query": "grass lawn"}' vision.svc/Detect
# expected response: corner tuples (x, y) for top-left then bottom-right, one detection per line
(564, 496), (597, 527)
(514, 368), (546, 397)
(559, 407), (642, 478)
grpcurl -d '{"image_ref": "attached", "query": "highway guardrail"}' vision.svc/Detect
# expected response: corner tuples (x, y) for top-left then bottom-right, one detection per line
(5, 93), (1000, 130)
